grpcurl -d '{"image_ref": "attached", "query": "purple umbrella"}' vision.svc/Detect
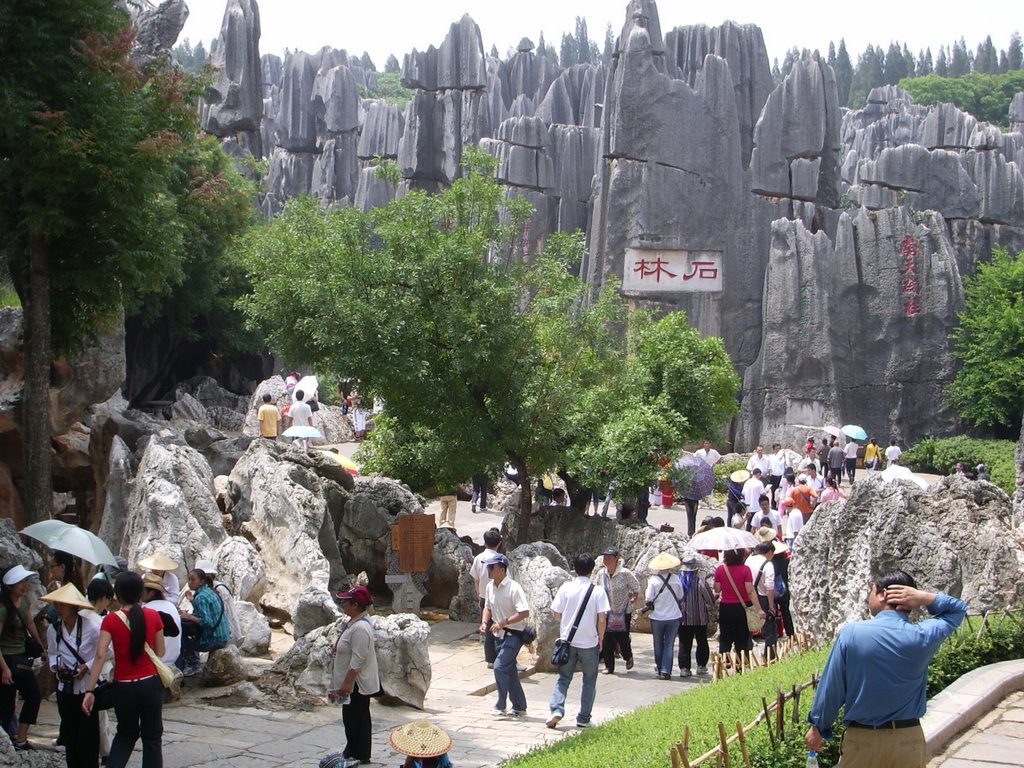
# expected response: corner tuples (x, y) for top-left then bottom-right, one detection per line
(672, 455), (716, 500)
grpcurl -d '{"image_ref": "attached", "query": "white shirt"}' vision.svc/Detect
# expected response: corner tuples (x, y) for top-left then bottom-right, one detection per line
(745, 554), (776, 599)
(786, 508), (805, 539)
(805, 473), (824, 492)
(799, 457), (822, 474)
(844, 441), (859, 459)
(485, 576), (530, 635)
(751, 509), (783, 531)
(885, 445), (902, 463)
(162, 571), (180, 605)
(695, 448), (721, 467)
(746, 454), (771, 475)
(768, 452), (787, 476)
(46, 616), (100, 695)
(551, 576), (609, 648)
(645, 573), (683, 621)
(145, 598), (182, 664)
(469, 549), (498, 598)
(290, 400), (313, 427)
(742, 477), (765, 509)
(214, 582), (242, 644)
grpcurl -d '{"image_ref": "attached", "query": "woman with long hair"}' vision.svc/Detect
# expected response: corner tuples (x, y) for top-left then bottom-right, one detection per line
(0, 565), (44, 750)
(713, 549), (762, 655)
(81, 572), (165, 768)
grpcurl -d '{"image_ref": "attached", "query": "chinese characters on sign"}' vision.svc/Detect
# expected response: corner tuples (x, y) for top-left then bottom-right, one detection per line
(898, 236), (921, 317)
(622, 249), (724, 294)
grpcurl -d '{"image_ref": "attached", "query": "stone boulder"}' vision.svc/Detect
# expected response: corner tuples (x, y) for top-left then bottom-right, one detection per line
(269, 612), (431, 708)
(213, 536), (267, 603)
(0, 518), (43, 574)
(121, 436), (227, 583)
(229, 440), (348, 621)
(129, 0), (189, 65)
(203, 644), (252, 687)
(200, 0), (263, 136)
(242, 376), (289, 437)
(291, 585), (341, 639)
(790, 476), (1024, 645)
(169, 392), (209, 424)
(0, 724), (63, 766)
(508, 542), (570, 672)
(235, 601), (272, 655)
(428, 528), (475, 618)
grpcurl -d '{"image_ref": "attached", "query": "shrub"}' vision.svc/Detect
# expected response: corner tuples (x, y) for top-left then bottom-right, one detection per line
(714, 458), (748, 493)
(900, 436), (1016, 494)
(927, 611), (1024, 697)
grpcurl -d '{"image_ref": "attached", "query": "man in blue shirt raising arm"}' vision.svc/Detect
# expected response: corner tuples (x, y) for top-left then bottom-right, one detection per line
(805, 569), (967, 768)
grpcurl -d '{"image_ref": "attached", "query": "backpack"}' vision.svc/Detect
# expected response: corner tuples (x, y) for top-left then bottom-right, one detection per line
(774, 573), (788, 599)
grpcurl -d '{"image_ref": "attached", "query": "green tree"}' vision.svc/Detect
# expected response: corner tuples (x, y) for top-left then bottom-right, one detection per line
(947, 249), (1024, 434)
(0, 0), (200, 522)
(848, 45), (885, 108)
(950, 38), (971, 77)
(560, 32), (577, 67)
(935, 46), (949, 77)
(603, 23), (615, 64)
(916, 47), (933, 76)
(975, 36), (998, 74)
(899, 71), (1024, 126)
(884, 42), (908, 84)
(237, 152), (738, 542)
(574, 16), (592, 65)
(1008, 33), (1022, 70)
(834, 40), (853, 105)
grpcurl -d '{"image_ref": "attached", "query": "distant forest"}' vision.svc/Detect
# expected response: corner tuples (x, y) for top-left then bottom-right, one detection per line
(172, 18), (1024, 125)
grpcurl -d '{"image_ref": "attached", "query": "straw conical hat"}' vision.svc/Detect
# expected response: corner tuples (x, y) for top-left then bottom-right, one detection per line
(40, 582), (92, 610)
(648, 552), (682, 572)
(137, 552), (177, 571)
(389, 720), (452, 758)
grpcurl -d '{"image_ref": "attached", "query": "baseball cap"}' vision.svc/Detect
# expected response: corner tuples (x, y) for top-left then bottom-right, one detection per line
(484, 553), (509, 568)
(335, 585), (373, 607)
(600, 547), (620, 557)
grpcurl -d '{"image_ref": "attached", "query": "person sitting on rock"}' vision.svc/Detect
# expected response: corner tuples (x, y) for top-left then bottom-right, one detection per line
(177, 569), (228, 676)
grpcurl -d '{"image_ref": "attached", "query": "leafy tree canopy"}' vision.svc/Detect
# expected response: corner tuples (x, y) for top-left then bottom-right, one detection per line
(237, 150), (738, 539)
(899, 70), (1024, 127)
(364, 70), (414, 107)
(947, 249), (1024, 434)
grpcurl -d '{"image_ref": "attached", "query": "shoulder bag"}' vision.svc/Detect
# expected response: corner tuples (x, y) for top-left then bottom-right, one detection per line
(57, 618), (115, 710)
(116, 610), (183, 689)
(551, 584), (593, 667)
(722, 565), (763, 634)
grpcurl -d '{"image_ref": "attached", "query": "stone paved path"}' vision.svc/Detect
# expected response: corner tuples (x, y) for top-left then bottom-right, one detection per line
(928, 690), (1024, 768)
(31, 619), (704, 767)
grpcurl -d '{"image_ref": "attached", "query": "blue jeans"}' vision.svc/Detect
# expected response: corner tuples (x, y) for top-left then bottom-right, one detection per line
(548, 644), (599, 724)
(493, 632), (527, 712)
(651, 619), (679, 675)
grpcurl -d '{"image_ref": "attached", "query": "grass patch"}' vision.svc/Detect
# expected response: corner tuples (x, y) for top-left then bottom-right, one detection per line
(504, 649), (830, 768)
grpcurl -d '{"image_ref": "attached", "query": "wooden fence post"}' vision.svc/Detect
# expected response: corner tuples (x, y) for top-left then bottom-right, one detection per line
(736, 719), (751, 768)
(679, 724), (691, 768)
(776, 688), (785, 739)
(717, 721), (731, 768)
(761, 695), (776, 750)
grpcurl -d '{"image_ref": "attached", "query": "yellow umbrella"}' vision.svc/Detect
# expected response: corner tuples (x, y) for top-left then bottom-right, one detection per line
(317, 450), (360, 476)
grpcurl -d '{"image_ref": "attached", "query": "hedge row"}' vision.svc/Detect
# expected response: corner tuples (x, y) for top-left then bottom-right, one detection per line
(901, 436), (1016, 495)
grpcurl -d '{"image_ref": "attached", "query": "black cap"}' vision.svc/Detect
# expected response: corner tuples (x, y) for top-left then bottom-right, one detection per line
(600, 547), (620, 557)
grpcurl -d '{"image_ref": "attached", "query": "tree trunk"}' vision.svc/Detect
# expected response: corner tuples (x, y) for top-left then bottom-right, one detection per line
(514, 462), (533, 546)
(21, 231), (53, 524)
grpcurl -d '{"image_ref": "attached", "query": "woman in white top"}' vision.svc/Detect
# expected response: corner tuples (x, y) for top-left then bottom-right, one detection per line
(44, 583), (101, 768)
(331, 586), (380, 765)
(644, 553), (683, 680)
(141, 573), (183, 665)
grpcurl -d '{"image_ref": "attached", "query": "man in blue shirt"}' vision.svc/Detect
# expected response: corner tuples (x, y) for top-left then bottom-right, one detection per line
(805, 569), (967, 767)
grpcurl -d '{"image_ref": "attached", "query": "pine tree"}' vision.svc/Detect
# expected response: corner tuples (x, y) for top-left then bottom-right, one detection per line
(916, 47), (933, 76)
(575, 16), (592, 65)
(538, 31), (547, 56)
(975, 36), (997, 73)
(1008, 32), (1023, 70)
(603, 23), (615, 63)
(935, 46), (949, 76)
(884, 42), (908, 84)
(560, 32), (576, 67)
(949, 38), (970, 76)
(835, 39), (853, 106)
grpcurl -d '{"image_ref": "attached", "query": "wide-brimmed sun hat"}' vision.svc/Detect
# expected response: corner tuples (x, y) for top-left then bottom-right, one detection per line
(40, 582), (92, 610)
(754, 527), (789, 554)
(648, 552), (682, 572)
(137, 552), (178, 571)
(194, 559), (218, 576)
(730, 469), (751, 484)
(389, 719), (452, 758)
(142, 572), (165, 595)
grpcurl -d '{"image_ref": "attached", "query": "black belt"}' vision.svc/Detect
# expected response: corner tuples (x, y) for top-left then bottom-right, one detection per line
(847, 719), (920, 730)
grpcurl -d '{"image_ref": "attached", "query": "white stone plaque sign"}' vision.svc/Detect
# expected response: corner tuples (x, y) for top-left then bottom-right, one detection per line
(622, 249), (723, 294)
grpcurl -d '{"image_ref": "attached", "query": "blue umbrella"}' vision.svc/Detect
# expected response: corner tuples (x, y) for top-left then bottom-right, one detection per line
(841, 424), (868, 441)
(672, 455), (716, 500)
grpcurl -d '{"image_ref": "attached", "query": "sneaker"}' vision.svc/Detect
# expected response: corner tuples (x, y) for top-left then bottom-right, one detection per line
(12, 741), (32, 751)
(680, 668), (692, 677)
(516, 663), (527, 672)
(479, 507), (489, 513)
(508, 709), (526, 719)
(625, 657), (634, 670)
(696, 665), (708, 675)
(600, 668), (612, 675)
(576, 721), (593, 729)
(546, 713), (562, 729)
(471, 504), (478, 513)
(493, 707), (507, 717)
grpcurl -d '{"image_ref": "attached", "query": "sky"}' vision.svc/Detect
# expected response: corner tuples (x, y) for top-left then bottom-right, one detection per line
(179, 1), (1019, 70)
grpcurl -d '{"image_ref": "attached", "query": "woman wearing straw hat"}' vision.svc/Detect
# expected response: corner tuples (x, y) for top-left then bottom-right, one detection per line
(643, 553), (683, 680)
(43, 583), (100, 768)
(390, 720), (453, 768)
(137, 552), (179, 606)
(81, 572), (166, 768)
(0, 565), (44, 750)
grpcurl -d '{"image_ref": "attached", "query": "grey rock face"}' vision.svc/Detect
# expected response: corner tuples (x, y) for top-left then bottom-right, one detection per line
(262, 147), (316, 216)
(292, 584), (341, 638)
(790, 476), (1024, 645)
(235, 600), (272, 655)
(0, 518), (43, 575)
(665, 21), (773, 166)
(337, 477), (421, 590)
(428, 528), (474, 615)
(358, 100), (405, 159)
(122, 436), (227, 581)
(402, 15), (486, 92)
(750, 52), (841, 207)
(737, 207), (964, 448)
(203, 644), (252, 686)
(271, 612), (431, 708)
(200, 0), (263, 136)
(213, 535), (267, 603)
(313, 134), (359, 205)
(275, 52), (319, 152)
(1011, 92), (1024, 133)
(312, 64), (360, 135)
(131, 0), (189, 64)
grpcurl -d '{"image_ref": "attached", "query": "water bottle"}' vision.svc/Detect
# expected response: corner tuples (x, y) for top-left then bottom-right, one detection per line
(806, 750), (819, 768)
